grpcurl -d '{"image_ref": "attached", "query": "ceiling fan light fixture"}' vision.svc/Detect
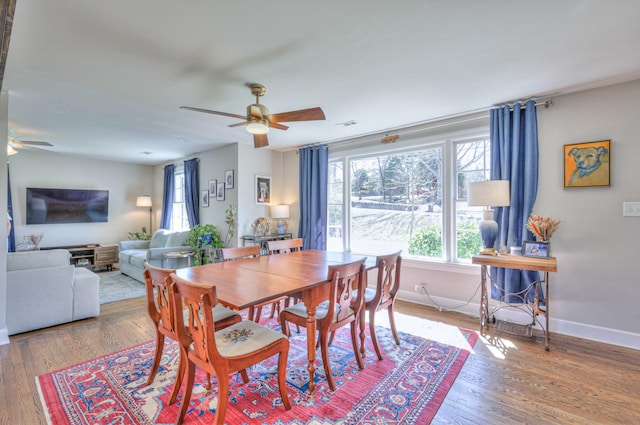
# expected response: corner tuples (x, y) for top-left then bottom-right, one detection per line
(246, 119), (269, 135)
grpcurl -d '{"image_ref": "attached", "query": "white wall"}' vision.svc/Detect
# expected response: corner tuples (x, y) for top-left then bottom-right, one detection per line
(8, 150), (154, 246)
(281, 79), (640, 350)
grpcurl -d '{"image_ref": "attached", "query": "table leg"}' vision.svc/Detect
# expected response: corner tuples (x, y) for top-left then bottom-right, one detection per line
(305, 304), (318, 393)
(480, 265), (488, 327)
(545, 272), (550, 351)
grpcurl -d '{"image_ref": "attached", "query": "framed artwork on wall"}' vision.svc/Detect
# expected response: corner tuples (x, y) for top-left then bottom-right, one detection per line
(225, 169), (234, 189)
(208, 179), (217, 197)
(216, 181), (225, 201)
(201, 190), (209, 207)
(255, 175), (271, 205)
(564, 139), (610, 188)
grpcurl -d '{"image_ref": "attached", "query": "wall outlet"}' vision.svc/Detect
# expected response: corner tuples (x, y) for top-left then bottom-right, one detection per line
(414, 283), (425, 292)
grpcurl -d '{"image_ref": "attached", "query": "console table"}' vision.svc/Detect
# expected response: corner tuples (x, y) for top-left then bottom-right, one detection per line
(45, 244), (119, 270)
(472, 254), (558, 350)
(241, 233), (292, 254)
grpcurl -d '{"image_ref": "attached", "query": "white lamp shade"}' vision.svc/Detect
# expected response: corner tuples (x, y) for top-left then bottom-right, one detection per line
(467, 180), (510, 207)
(136, 196), (152, 207)
(271, 204), (290, 219)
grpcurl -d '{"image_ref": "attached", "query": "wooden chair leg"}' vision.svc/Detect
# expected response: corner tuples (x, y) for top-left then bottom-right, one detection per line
(213, 374), (230, 425)
(239, 369), (249, 383)
(319, 332), (336, 391)
(387, 305), (400, 346)
(350, 321), (365, 370)
(254, 306), (264, 323)
(277, 346), (292, 410)
(146, 332), (164, 385)
(369, 308), (384, 361)
(168, 345), (188, 405)
(176, 360), (197, 425)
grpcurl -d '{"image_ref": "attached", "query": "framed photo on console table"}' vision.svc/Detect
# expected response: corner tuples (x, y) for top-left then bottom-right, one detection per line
(522, 240), (550, 259)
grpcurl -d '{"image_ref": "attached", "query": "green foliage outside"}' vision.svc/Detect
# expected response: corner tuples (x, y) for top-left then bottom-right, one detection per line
(186, 224), (223, 265)
(408, 221), (482, 260)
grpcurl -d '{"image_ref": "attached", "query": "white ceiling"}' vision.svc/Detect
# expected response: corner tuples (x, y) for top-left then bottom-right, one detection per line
(4, 1), (640, 164)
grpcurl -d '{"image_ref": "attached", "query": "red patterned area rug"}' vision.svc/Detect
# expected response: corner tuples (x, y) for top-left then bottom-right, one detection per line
(37, 316), (477, 424)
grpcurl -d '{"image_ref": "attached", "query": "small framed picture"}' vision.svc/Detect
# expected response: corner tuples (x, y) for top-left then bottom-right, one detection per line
(255, 175), (271, 205)
(564, 139), (610, 188)
(216, 181), (225, 201)
(225, 169), (234, 189)
(201, 190), (209, 207)
(208, 179), (217, 197)
(522, 240), (550, 259)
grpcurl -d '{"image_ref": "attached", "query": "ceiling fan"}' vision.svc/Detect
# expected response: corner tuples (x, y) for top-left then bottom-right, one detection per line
(7, 138), (54, 155)
(180, 83), (326, 148)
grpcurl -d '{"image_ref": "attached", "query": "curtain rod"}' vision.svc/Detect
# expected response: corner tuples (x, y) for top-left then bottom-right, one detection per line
(323, 97), (552, 149)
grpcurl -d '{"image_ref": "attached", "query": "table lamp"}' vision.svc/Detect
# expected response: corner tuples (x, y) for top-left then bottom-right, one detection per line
(467, 180), (510, 255)
(271, 204), (290, 235)
(136, 195), (153, 233)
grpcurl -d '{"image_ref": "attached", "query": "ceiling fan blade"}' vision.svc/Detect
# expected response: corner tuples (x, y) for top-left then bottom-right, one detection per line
(269, 122), (289, 131)
(180, 106), (246, 120)
(253, 134), (269, 148)
(19, 140), (53, 147)
(268, 107), (326, 123)
(228, 121), (247, 128)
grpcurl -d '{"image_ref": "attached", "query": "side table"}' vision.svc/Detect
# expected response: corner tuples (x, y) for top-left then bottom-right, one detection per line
(162, 251), (194, 269)
(472, 254), (558, 350)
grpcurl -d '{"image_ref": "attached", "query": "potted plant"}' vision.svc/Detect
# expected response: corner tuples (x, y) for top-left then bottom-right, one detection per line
(185, 224), (223, 265)
(128, 227), (152, 241)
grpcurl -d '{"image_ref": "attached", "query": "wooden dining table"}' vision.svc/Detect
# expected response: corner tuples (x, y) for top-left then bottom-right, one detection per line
(175, 249), (375, 393)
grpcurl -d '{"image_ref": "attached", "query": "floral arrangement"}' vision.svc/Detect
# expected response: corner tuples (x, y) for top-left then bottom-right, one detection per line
(526, 214), (560, 242)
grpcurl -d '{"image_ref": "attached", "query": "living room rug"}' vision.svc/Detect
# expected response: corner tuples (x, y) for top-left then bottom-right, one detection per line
(36, 316), (478, 425)
(98, 271), (146, 304)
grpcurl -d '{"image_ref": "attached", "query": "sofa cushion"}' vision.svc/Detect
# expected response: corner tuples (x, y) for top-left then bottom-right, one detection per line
(119, 249), (146, 265)
(8, 249), (71, 271)
(166, 230), (189, 247)
(130, 254), (147, 268)
(149, 229), (172, 248)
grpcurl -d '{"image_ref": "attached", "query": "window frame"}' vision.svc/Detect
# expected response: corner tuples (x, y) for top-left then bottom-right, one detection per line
(328, 126), (489, 267)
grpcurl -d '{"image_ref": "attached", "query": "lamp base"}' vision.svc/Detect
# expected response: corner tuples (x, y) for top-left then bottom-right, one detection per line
(275, 221), (286, 235)
(478, 247), (498, 256)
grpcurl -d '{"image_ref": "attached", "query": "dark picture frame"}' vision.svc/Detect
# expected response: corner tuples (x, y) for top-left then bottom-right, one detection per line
(216, 181), (225, 201)
(225, 169), (234, 189)
(522, 240), (550, 259)
(255, 175), (271, 205)
(564, 139), (610, 188)
(208, 179), (217, 197)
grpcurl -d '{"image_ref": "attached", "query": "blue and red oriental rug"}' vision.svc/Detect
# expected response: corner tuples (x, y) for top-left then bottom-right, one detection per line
(37, 315), (477, 424)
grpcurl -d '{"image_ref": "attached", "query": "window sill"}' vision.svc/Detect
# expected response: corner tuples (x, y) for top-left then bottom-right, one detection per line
(401, 257), (479, 275)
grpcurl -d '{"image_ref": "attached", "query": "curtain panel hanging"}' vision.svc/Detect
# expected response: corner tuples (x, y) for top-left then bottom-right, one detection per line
(184, 159), (199, 227)
(489, 99), (541, 303)
(298, 145), (328, 250)
(160, 164), (175, 229)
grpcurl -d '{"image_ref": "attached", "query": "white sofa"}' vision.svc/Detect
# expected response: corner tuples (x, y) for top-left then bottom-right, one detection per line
(118, 229), (191, 283)
(6, 249), (100, 336)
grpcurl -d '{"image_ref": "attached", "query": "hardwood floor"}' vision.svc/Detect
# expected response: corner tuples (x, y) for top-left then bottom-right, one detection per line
(1, 297), (638, 424)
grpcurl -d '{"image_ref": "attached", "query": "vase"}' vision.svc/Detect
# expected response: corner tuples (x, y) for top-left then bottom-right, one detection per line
(16, 236), (36, 251)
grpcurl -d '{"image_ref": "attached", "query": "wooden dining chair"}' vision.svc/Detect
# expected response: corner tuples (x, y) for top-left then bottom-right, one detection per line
(168, 272), (292, 425)
(142, 262), (241, 405)
(279, 258), (367, 391)
(361, 251), (403, 360)
(266, 237), (303, 254)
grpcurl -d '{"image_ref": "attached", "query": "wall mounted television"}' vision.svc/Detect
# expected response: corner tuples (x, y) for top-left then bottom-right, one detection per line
(26, 188), (109, 224)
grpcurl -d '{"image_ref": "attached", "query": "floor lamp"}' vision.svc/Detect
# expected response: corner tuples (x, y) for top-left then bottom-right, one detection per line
(467, 180), (510, 256)
(136, 196), (153, 233)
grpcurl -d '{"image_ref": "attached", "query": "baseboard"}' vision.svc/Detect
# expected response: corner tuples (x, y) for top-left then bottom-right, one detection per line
(397, 289), (640, 351)
(0, 326), (9, 346)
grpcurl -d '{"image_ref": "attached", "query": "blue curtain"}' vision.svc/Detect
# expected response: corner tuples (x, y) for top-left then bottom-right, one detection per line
(160, 164), (175, 229)
(7, 166), (15, 252)
(298, 145), (328, 250)
(489, 99), (540, 303)
(184, 158), (199, 227)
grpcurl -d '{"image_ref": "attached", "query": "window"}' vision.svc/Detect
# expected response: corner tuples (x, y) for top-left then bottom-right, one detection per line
(328, 132), (490, 263)
(171, 169), (190, 231)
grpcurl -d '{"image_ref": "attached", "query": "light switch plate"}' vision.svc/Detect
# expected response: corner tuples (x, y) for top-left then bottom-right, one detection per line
(623, 202), (640, 216)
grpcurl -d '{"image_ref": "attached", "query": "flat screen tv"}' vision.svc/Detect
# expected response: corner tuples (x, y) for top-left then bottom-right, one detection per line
(26, 188), (109, 224)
